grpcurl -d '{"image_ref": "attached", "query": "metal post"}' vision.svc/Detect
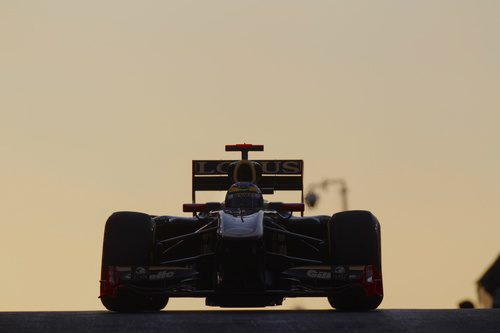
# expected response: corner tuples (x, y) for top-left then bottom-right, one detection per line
(305, 178), (348, 212)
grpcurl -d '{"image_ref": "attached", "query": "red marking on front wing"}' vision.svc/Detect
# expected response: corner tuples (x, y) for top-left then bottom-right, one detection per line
(360, 265), (383, 297)
(100, 266), (119, 298)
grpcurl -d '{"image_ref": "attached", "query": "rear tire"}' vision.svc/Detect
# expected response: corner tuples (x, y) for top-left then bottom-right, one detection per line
(100, 211), (168, 312)
(327, 210), (383, 311)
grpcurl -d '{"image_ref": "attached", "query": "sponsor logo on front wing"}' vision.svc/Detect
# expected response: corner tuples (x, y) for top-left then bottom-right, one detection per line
(307, 270), (331, 279)
(307, 267), (347, 280)
(149, 270), (175, 280)
(284, 265), (362, 281)
(119, 268), (176, 281)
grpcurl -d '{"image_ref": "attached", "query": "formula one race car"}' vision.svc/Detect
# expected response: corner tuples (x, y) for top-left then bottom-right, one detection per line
(99, 144), (383, 311)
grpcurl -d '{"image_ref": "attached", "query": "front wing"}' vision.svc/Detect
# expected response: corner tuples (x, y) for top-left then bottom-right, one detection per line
(100, 264), (382, 299)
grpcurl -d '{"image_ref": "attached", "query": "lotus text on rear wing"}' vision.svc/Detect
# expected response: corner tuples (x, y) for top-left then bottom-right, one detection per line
(194, 160), (302, 175)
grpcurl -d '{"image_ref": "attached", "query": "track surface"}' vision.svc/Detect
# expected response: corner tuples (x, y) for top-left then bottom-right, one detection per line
(1, 310), (499, 333)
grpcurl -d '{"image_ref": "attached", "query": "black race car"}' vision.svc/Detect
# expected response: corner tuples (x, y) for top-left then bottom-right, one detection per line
(100, 144), (383, 311)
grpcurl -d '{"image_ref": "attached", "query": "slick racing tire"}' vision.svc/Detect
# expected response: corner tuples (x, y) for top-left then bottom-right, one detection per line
(327, 210), (383, 311)
(100, 211), (169, 312)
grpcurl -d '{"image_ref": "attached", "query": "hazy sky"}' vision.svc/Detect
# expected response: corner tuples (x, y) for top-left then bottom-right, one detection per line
(1, 0), (499, 310)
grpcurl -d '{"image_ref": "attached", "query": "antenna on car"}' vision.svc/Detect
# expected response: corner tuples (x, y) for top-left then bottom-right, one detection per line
(225, 144), (264, 160)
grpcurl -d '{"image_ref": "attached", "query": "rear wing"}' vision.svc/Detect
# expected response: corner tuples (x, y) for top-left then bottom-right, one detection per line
(192, 159), (303, 203)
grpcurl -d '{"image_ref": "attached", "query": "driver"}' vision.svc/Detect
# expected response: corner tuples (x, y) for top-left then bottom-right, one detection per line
(224, 182), (264, 210)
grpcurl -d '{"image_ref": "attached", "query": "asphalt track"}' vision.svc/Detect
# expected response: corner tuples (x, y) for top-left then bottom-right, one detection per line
(1, 310), (500, 333)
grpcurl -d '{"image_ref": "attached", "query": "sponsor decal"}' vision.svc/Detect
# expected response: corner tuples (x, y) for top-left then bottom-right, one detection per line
(260, 161), (301, 174)
(149, 271), (175, 280)
(134, 267), (149, 280)
(306, 270), (331, 280)
(135, 267), (147, 275)
(194, 160), (302, 175)
(305, 267), (348, 280)
(115, 266), (194, 281)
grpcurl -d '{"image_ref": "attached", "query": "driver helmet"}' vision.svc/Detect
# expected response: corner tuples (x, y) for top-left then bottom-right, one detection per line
(224, 182), (264, 209)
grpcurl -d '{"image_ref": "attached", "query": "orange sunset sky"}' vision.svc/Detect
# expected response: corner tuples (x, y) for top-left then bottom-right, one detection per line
(1, 0), (499, 310)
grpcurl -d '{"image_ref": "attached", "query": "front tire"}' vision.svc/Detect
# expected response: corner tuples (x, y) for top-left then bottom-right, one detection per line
(100, 211), (168, 312)
(327, 210), (383, 311)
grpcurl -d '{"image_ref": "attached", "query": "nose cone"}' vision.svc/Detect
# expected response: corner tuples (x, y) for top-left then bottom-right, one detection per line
(218, 211), (264, 240)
